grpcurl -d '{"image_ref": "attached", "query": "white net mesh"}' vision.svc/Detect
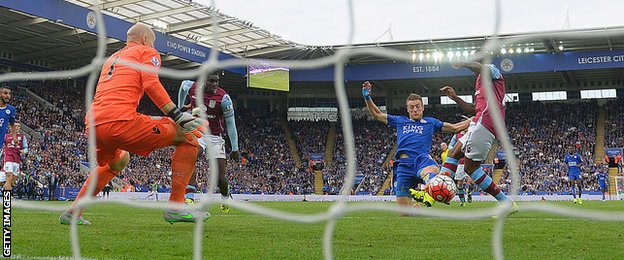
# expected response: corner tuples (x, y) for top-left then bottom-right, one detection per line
(1, 1), (624, 259)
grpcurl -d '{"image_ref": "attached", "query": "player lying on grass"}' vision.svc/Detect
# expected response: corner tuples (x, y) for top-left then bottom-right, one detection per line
(362, 81), (471, 215)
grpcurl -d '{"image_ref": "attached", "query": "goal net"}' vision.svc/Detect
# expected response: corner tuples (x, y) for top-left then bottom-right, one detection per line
(2, 1), (624, 260)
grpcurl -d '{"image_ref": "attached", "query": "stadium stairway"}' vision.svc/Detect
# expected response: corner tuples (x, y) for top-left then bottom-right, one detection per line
(317, 122), (337, 195)
(279, 119), (303, 168)
(375, 143), (397, 195)
(486, 141), (499, 164)
(487, 142), (503, 184)
(608, 167), (619, 196)
(594, 108), (606, 164)
(492, 169), (504, 185)
(314, 170), (324, 195)
(324, 122), (337, 168)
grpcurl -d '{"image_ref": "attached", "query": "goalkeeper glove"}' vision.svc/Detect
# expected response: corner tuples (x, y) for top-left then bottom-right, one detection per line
(168, 107), (207, 141)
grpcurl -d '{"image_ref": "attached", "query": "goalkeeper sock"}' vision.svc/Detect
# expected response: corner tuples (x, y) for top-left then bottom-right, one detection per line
(457, 183), (465, 203)
(471, 168), (509, 202)
(185, 185), (197, 201)
(72, 164), (120, 214)
(440, 157), (459, 179)
(170, 140), (199, 203)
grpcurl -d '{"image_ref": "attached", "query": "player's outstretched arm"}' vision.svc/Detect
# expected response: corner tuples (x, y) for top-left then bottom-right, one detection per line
(177, 80), (194, 111)
(362, 81), (387, 124)
(21, 135), (28, 155)
(441, 118), (472, 133)
(452, 61), (483, 74)
(222, 94), (240, 160)
(440, 85), (476, 114)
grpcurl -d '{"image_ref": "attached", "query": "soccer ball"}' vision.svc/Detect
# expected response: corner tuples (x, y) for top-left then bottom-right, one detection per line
(426, 174), (457, 204)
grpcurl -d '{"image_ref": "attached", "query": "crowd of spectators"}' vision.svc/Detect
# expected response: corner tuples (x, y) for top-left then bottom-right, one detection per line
(221, 110), (314, 195)
(289, 119), (330, 166)
(497, 101), (603, 194)
(604, 98), (624, 148)
(325, 119), (394, 195)
(5, 82), (621, 198)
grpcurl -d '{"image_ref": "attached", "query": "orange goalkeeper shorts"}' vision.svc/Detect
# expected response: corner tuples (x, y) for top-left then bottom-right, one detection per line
(91, 114), (178, 166)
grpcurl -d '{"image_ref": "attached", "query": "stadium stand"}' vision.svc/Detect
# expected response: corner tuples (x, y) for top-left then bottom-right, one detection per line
(8, 83), (618, 198)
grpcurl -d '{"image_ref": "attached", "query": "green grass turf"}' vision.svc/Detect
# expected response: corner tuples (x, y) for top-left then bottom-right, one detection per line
(11, 200), (624, 259)
(248, 69), (289, 91)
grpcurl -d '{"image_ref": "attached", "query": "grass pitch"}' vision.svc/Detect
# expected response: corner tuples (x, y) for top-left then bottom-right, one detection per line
(12, 200), (624, 259)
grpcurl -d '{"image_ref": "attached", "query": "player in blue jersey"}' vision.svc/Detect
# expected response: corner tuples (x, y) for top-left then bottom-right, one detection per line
(564, 146), (584, 204)
(0, 86), (17, 188)
(595, 168), (608, 201)
(362, 81), (471, 210)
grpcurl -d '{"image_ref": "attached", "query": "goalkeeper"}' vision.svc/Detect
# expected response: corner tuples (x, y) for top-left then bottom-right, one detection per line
(59, 23), (208, 225)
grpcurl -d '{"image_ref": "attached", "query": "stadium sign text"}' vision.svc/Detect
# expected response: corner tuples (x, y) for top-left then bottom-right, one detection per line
(166, 40), (207, 59)
(2, 191), (9, 257)
(412, 65), (440, 73)
(577, 55), (624, 64)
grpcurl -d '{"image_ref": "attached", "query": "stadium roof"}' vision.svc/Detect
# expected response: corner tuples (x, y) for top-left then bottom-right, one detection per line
(1, 0), (624, 92)
(66, 0), (300, 57)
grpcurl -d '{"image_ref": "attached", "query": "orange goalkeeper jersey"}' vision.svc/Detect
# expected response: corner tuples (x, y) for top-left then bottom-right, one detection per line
(88, 42), (171, 126)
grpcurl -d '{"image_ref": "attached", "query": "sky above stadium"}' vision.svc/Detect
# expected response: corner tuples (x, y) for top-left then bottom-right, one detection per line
(197, 0), (624, 46)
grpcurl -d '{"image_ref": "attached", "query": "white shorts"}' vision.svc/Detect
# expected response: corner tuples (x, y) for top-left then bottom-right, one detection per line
(0, 172), (5, 182)
(3, 162), (20, 175)
(198, 134), (226, 159)
(459, 122), (495, 162)
(454, 164), (468, 181)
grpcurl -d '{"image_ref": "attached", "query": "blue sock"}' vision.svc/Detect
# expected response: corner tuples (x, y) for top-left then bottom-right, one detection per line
(571, 184), (577, 199)
(440, 157), (459, 179)
(457, 183), (465, 203)
(185, 185), (197, 200)
(421, 172), (436, 183)
(578, 183), (582, 199)
(470, 168), (509, 202)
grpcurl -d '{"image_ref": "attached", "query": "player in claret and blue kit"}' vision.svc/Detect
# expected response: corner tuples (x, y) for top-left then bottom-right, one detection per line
(178, 74), (239, 213)
(0, 86), (17, 189)
(564, 146), (584, 204)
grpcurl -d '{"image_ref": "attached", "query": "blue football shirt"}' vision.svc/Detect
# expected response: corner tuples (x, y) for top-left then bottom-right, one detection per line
(0, 104), (16, 147)
(387, 115), (443, 159)
(564, 153), (582, 174)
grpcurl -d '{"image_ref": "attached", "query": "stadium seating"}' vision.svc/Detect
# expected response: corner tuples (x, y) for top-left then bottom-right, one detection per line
(7, 83), (616, 198)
